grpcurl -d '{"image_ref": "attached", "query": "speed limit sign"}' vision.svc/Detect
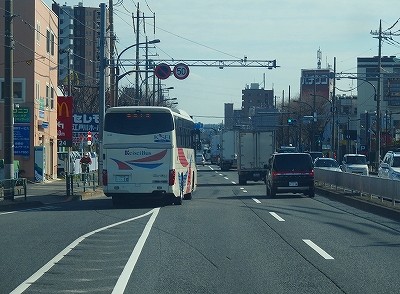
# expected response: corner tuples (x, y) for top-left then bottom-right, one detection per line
(173, 63), (190, 80)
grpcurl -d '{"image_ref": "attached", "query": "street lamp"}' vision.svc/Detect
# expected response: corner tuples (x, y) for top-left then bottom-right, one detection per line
(115, 39), (160, 104)
(293, 100), (314, 151)
(310, 93), (334, 154)
(151, 86), (174, 105)
(159, 97), (178, 106)
(339, 75), (378, 168)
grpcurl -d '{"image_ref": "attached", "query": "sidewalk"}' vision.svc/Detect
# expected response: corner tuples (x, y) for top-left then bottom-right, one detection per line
(0, 178), (104, 211)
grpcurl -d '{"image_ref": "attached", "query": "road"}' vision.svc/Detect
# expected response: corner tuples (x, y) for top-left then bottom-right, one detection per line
(1, 165), (400, 293)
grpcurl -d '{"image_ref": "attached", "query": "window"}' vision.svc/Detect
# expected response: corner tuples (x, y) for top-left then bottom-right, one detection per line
(51, 32), (55, 55)
(36, 81), (40, 101)
(46, 84), (50, 108)
(50, 86), (55, 109)
(104, 112), (174, 135)
(0, 78), (26, 103)
(46, 29), (50, 53)
(36, 22), (41, 43)
(46, 29), (55, 56)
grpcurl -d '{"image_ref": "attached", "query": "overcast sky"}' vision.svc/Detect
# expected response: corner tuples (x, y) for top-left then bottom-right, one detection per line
(46, 0), (400, 124)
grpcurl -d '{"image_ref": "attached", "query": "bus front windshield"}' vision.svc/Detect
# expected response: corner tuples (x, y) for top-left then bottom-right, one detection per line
(104, 112), (174, 135)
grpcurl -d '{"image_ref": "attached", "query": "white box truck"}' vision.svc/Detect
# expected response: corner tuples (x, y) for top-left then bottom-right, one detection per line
(210, 134), (221, 165)
(220, 130), (238, 171)
(237, 131), (275, 185)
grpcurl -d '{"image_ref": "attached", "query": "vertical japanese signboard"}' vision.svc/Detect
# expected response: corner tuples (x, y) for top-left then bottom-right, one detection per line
(57, 96), (73, 147)
(14, 125), (30, 156)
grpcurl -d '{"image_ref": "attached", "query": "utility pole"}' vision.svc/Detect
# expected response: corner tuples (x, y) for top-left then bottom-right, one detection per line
(98, 3), (106, 184)
(370, 20), (383, 169)
(109, 0), (116, 106)
(4, 0), (14, 200)
(135, 4), (140, 102)
(332, 57), (336, 158)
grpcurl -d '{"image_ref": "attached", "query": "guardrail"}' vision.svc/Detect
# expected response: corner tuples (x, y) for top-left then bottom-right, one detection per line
(0, 178), (27, 200)
(75, 171), (99, 193)
(314, 168), (400, 206)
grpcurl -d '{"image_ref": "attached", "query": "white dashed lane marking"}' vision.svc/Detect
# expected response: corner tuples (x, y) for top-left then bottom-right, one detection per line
(269, 212), (285, 221)
(303, 239), (334, 260)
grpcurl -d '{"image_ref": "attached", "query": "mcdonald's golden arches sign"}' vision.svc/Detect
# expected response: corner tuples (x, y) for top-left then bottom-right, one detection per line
(57, 96), (73, 147)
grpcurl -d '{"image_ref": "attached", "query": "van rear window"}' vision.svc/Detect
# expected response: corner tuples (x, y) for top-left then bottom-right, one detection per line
(273, 154), (312, 171)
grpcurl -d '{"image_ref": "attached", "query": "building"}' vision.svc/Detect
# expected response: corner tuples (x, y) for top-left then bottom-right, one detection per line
(52, 2), (110, 148)
(241, 83), (274, 117)
(0, 0), (58, 181)
(357, 56), (400, 148)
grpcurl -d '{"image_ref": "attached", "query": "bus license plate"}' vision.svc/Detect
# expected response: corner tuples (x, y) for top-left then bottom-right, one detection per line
(115, 175), (129, 182)
(289, 181), (298, 187)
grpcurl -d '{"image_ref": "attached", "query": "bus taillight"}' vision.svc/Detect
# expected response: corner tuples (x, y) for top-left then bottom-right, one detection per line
(169, 169), (176, 186)
(102, 169), (108, 186)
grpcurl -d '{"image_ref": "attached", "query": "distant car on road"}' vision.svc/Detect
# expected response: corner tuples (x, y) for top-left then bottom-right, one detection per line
(306, 151), (324, 162)
(314, 157), (341, 172)
(196, 153), (205, 166)
(341, 154), (369, 176)
(378, 150), (400, 180)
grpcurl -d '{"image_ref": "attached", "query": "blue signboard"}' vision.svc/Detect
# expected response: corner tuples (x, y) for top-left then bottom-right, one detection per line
(14, 124), (30, 156)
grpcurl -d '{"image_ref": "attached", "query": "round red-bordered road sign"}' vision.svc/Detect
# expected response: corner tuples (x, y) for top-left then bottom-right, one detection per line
(155, 63), (171, 80)
(173, 63), (190, 80)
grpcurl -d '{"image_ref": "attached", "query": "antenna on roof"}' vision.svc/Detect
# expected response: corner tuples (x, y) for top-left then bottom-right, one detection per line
(317, 47), (322, 69)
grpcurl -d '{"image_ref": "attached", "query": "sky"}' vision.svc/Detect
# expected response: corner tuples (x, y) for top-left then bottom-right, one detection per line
(46, 0), (400, 124)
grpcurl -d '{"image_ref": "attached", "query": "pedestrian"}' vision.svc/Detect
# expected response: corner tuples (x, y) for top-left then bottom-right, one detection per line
(80, 152), (92, 183)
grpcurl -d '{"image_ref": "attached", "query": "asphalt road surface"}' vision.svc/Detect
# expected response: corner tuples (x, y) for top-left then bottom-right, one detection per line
(1, 165), (400, 293)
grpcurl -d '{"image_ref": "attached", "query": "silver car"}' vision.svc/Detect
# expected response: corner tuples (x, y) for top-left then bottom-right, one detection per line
(378, 151), (400, 180)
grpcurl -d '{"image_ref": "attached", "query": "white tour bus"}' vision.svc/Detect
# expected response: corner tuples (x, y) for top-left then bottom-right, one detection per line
(102, 106), (198, 205)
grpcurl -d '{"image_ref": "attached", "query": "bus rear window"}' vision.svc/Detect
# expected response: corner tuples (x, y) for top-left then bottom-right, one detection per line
(104, 112), (174, 135)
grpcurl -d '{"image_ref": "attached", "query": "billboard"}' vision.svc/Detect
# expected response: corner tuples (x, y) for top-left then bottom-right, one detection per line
(57, 96), (73, 147)
(72, 113), (100, 146)
(300, 69), (333, 102)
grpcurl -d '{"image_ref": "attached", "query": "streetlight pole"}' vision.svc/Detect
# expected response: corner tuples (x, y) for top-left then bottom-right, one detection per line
(293, 100), (314, 151)
(148, 86), (174, 105)
(340, 75), (378, 166)
(115, 39), (160, 105)
(310, 93), (333, 154)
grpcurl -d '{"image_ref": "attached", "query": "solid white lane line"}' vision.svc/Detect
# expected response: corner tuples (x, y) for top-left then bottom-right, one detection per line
(252, 198), (261, 204)
(303, 239), (334, 260)
(269, 212), (285, 221)
(112, 208), (160, 293)
(11, 209), (159, 294)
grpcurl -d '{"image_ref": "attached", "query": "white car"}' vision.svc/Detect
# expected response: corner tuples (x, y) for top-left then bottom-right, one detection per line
(314, 158), (341, 172)
(341, 154), (369, 176)
(378, 151), (400, 180)
(195, 153), (205, 166)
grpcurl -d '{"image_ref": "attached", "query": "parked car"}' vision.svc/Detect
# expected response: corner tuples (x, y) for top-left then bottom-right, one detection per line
(341, 154), (369, 175)
(314, 157), (341, 172)
(265, 152), (315, 198)
(195, 153), (205, 166)
(378, 150), (400, 180)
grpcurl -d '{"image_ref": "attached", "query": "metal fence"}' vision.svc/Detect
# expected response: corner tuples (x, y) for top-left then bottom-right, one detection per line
(315, 168), (400, 206)
(0, 178), (27, 200)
